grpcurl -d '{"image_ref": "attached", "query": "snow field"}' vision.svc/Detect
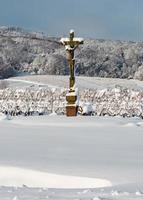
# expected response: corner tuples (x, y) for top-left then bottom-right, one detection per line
(0, 75), (142, 199)
(0, 115), (143, 199)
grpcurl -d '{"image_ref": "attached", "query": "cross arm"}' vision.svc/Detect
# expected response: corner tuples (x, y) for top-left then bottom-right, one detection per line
(60, 37), (84, 46)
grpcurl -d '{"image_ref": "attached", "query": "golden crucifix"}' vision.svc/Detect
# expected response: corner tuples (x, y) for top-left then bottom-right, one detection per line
(60, 30), (84, 116)
(60, 30), (84, 92)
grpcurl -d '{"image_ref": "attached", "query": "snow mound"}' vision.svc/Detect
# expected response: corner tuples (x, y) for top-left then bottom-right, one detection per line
(0, 113), (6, 121)
(136, 122), (143, 127)
(123, 121), (143, 127)
(123, 122), (139, 127)
(0, 166), (111, 189)
(49, 112), (57, 116)
(93, 197), (101, 200)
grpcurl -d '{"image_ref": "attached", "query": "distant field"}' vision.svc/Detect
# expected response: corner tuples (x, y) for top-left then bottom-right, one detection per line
(7, 75), (143, 90)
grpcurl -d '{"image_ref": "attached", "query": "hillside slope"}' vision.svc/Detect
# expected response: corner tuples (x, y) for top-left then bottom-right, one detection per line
(0, 26), (143, 80)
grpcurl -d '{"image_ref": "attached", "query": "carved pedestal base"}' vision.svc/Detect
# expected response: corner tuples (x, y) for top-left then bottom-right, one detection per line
(66, 92), (78, 117)
(66, 105), (78, 117)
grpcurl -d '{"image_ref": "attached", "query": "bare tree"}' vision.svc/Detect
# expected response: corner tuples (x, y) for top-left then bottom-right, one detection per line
(134, 65), (143, 81)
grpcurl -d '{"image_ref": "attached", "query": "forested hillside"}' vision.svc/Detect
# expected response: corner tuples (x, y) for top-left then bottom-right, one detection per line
(0, 26), (143, 80)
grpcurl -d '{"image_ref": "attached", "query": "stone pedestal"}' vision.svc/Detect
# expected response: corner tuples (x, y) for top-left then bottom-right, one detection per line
(66, 104), (78, 117)
(66, 92), (78, 117)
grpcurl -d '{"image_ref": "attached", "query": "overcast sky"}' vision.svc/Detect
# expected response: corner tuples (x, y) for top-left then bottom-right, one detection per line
(0, 0), (143, 41)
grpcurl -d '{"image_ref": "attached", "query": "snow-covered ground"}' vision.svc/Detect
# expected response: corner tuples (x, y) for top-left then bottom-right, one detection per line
(0, 115), (143, 199)
(0, 75), (142, 199)
(7, 75), (143, 90)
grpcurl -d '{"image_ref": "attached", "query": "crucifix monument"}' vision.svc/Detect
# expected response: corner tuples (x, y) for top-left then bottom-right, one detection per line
(60, 30), (84, 116)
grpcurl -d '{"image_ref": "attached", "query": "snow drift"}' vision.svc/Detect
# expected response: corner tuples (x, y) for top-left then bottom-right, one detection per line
(0, 166), (111, 188)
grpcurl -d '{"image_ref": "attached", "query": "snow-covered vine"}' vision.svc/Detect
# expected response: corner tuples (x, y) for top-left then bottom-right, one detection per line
(0, 87), (143, 118)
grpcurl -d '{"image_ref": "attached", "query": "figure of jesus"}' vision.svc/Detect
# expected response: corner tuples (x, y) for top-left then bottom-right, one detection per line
(60, 30), (83, 92)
